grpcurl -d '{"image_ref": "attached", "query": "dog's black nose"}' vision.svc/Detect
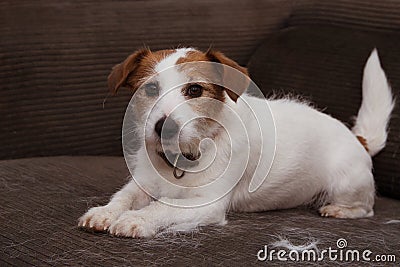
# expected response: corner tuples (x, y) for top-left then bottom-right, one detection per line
(155, 116), (179, 139)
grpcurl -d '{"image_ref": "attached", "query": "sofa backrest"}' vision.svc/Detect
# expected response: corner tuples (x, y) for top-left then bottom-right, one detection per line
(0, 0), (292, 159)
(0, 0), (294, 160)
(2, 0), (400, 161)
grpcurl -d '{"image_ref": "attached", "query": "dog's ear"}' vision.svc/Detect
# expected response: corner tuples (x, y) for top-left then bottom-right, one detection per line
(205, 50), (250, 102)
(108, 48), (150, 94)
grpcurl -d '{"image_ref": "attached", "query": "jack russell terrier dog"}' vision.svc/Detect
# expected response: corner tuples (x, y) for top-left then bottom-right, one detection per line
(78, 48), (394, 238)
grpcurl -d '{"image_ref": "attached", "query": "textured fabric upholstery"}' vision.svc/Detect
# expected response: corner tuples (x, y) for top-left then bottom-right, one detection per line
(1, 157), (399, 266)
(0, 0), (294, 160)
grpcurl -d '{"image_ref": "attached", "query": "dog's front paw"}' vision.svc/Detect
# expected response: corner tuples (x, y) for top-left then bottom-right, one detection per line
(78, 205), (123, 232)
(108, 210), (156, 238)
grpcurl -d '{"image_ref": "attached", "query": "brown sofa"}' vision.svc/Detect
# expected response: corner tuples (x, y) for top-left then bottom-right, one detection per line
(1, 0), (399, 266)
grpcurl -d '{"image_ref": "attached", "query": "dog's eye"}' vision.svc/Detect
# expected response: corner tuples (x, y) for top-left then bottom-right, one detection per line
(144, 83), (159, 97)
(186, 84), (203, 98)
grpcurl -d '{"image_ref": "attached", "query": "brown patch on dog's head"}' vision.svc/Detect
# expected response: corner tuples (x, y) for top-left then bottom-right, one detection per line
(176, 49), (249, 103)
(108, 48), (249, 103)
(176, 50), (209, 64)
(205, 49), (249, 102)
(175, 51), (226, 128)
(108, 48), (175, 94)
(356, 135), (369, 152)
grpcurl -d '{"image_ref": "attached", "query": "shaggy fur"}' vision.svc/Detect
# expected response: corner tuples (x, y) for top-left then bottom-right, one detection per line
(79, 48), (394, 238)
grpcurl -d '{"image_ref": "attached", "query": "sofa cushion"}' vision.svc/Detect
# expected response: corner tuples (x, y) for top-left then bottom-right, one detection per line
(1, 156), (399, 265)
(247, 25), (400, 199)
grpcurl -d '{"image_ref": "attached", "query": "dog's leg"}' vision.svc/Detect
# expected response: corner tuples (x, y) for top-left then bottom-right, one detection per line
(319, 167), (375, 219)
(108, 196), (229, 238)
(320, 49), (394, 219)
(78, 179), (150, 231)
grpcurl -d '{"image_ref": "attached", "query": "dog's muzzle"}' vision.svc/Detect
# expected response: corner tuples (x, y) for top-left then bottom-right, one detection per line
(158, 150), (200, 179)
(155, 116), (179, 139)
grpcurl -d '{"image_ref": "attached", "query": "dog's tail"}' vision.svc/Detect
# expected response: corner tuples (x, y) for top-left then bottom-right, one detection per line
(352, 49), (395, 157)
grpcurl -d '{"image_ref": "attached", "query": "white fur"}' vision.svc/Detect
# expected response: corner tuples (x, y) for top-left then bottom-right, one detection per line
(146, 48), (199, 149)
(352, 49), (395, 156)
(154, 47), (194, 74)
(79, 49), (394, 237)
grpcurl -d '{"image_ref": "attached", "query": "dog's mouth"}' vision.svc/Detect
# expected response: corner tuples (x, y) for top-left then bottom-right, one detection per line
(157, 150), (200, 179)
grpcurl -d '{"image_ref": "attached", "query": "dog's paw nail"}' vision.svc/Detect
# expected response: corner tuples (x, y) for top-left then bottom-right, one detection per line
(79, 206), (123, 232)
